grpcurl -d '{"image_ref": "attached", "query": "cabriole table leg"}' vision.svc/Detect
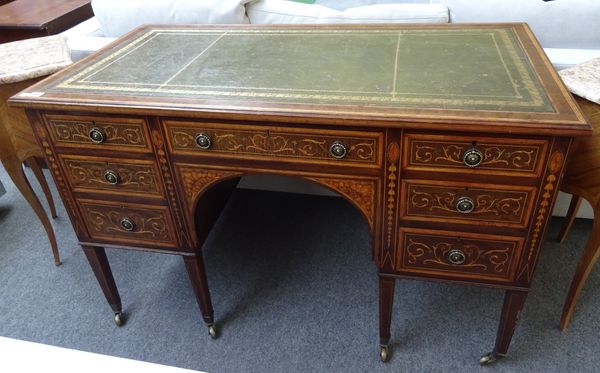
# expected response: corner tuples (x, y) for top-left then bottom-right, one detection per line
(0, 155), (60, 266)
(559, 213), (600, 331)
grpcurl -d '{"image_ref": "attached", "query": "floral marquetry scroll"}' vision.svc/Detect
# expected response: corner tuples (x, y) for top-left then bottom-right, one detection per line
(44, 115), (150, 150)
(34, 122), (86, 237)
(176, 166), (242, 214)
(166, 121), (381, 167)
(269, 131), (376, 162)
(171, 128), (268, 153)
(79, 201), (177, 247)
(403, 182), (534, 227)
(62, 157), (163, 196)
(404, 133), (548, 176)
(306, 176), (378, 230)
(412, 144), (537, 170)
(398, 229), (523, 282)
(175, 164), (378, 231)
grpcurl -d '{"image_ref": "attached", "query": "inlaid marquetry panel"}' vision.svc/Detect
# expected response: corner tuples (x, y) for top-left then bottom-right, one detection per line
(306, 176), (378, 229)
(380, 139), (401, 269)
(43, 114), (151, 152)
(61, 155), (164, 197)
(403, 132), (548, 177)
(33, 116), (86, 238)
(396, 228), (524, 282)
(268, 130), (377, 163)
(150, 128), (192, 248)
(176, 166), (242, 213)
(174, 163), (379, 230)
(165, 120), (383, 168)
(78, 199), (177, 247)
(400, 180), (536, 228)
(518, 142), (570, 284)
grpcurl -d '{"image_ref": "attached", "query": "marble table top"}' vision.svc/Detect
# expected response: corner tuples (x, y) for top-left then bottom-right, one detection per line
(0, 35), (71, 85)
(559, 57), (600, 105)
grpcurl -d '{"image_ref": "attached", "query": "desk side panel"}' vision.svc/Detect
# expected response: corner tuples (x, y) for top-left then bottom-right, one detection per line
(25, 109), (90, 241)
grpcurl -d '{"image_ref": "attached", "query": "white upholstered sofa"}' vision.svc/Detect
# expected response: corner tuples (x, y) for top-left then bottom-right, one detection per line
(62, 0), (600, 68)
(59, 0), (600, 217)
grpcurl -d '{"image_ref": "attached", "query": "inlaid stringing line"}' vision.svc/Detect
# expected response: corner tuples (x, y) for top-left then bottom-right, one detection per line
(492, 33), (522, 98)
(58, 30), (161, 87)
(80, 32), (161, 83)
(498, 30), (546, 108)
(147, 29), (509, 36)
(57, 83), (548, 108)
(72, 79), (527, 99)
(157, 32), (228, 91)
(392, 32), (402, 96)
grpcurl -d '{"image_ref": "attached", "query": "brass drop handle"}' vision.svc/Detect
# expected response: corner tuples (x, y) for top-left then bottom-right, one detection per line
(448, 249), (466, 265)
(463, 148), (483, 168)
(89, 127), (106, 144)
(329, 141), (347, 159)
(456, 197), (474, 213)
(103, 170), (119, 185)
(120, 217), (135, 232)
(195, 133), (212, 149)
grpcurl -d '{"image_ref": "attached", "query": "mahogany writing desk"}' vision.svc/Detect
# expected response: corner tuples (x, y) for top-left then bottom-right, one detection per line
(10, 24), (590, 364)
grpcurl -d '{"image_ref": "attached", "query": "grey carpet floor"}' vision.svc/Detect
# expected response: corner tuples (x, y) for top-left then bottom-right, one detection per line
(0, 165), (599, 373)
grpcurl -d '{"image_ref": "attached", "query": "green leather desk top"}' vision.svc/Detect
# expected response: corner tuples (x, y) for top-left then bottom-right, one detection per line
(11, 24), (589, 134)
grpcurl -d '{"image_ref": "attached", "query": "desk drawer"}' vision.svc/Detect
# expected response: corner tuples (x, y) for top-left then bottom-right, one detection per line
(400, 180), (536, 228)
(60, 155), (164, 198)
(44, 113), (152, 152)
(164, 120), (383, 168)
(78, 199), (177, 248)
(402, 132), (548, 177)
(396, 228), (523, 282)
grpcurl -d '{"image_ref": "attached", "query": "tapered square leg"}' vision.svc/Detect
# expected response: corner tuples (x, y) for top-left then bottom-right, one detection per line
(379, 276), (395, 362)
(183, 254), (217, 339)
(81, 245), (124, 326)
(480, 290), (528, 365)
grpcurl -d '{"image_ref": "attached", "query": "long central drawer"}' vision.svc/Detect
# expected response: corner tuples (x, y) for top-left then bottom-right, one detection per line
(163, 120), (384, 168)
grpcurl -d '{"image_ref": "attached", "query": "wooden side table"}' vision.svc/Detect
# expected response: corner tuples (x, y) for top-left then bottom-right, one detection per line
(0, 0), (93, 44)
(556, 58), (600, 330)
(0, 35), (72, 266)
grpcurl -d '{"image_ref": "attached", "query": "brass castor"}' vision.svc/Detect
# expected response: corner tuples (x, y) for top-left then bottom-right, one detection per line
(380, 345), (390, 362)
(208, 324), (217, 339)
(479, 352), (498, 366)
(114, 312), (124, 327)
